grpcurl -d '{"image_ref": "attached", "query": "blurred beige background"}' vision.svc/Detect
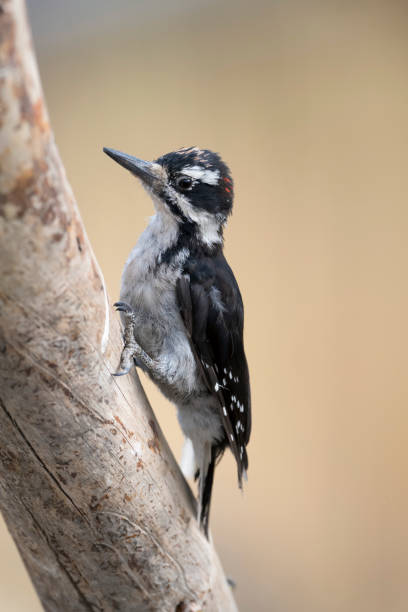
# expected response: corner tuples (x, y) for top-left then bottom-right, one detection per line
(1, 0), (408, 610)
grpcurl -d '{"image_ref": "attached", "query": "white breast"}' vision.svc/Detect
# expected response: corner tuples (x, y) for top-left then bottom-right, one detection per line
(119, 211), (198, 396)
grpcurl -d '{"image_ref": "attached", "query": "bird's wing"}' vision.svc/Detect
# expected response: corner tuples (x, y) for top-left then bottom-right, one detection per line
(176, 253), (251, 485)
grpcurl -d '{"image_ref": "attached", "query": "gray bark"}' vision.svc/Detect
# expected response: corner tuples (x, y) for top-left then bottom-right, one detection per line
(0, 1), (238, 610)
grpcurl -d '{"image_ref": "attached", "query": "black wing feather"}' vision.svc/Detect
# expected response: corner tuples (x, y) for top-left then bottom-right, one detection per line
(177, 252), (251, 485)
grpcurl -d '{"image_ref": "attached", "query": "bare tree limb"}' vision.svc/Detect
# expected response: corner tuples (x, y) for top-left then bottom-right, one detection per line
(0, 1), (238, 610)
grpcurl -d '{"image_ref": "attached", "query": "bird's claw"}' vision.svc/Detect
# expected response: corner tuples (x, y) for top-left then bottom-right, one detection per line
(113, 301), (137, 377)
(114, 301), (136, 324)
(114, 301), (133, 314)
(112, 367), (131, 377)
(112, 345), (136, 378)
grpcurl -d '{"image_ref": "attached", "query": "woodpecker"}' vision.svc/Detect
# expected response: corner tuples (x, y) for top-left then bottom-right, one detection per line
(103, 146), (251, 537)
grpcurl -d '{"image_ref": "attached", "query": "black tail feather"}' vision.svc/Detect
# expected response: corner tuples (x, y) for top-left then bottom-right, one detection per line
(200, 448), (217, 538)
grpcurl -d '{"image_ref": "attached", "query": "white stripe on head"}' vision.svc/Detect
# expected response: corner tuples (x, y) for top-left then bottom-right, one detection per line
(164, 185), (224, 247)
(181, 165), (221, 186)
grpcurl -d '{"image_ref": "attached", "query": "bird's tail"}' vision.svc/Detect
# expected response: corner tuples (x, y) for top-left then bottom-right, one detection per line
(182, 438), (218, 538)
(198, 446), (216, 538)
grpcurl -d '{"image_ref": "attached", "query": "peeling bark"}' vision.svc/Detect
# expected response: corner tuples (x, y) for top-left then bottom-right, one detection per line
(0, 1), (238, 610)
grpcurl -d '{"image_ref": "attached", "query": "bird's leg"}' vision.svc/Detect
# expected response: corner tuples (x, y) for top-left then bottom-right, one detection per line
(113, 302), (163, 379)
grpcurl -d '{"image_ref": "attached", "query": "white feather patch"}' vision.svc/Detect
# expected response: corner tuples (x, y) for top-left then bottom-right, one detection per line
(182, 165), (220, 186)
(180, 437), (197, 480)
(164, 186), (222, 247)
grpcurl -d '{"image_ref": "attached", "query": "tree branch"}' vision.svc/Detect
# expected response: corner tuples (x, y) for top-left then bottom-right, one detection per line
(0, 1), (237, 610)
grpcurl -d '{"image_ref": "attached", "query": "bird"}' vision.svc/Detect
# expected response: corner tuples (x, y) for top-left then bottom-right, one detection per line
(103, 145), (251, 537)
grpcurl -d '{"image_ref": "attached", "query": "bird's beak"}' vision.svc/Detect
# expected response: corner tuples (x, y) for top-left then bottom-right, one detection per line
(103, 147), (164, 189)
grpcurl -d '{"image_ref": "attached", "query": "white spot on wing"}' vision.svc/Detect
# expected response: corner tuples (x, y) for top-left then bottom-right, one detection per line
(210, 286), (227, 313)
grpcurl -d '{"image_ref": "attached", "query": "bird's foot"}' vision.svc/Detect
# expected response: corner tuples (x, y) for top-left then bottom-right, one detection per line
(113, 301), (160, 379)
(114, 300), (135, 320)
(113, 301), (138, 376)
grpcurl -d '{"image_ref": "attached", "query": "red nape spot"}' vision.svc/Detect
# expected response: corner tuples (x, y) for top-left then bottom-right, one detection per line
(224, 177), (231, 184)
(225, 187), (231, 193)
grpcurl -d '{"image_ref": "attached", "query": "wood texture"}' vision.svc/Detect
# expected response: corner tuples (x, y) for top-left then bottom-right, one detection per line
(0, 1), (237, 610)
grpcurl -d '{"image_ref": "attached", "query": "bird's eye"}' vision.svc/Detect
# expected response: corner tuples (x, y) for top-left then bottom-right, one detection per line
(176, 176), (193, 190)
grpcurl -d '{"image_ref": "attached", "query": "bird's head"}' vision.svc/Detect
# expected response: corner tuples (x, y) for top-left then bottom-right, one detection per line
(103, 146), (234, 248)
